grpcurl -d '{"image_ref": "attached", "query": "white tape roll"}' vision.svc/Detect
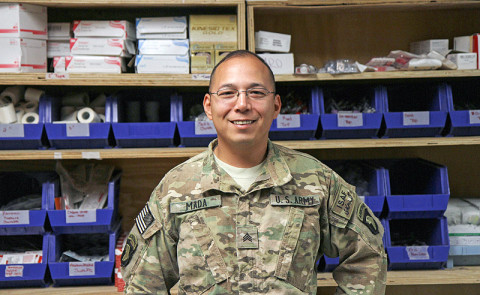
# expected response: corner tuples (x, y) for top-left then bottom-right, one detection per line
(90, 93), (106, 107)
(145, 100), (160, 122)
(22, 101), (39, 113)
(126, 101), (141, 122)
(77, 107), (101, 123)
(0, 98), (17, 124)
(62, 92), (89, 106)
(16, 109), (25, 123)
(21, 112), (40, 124)
(61, 110), (78, 122)
(24, 87), (45, 103)
(0, 86), (25, 105)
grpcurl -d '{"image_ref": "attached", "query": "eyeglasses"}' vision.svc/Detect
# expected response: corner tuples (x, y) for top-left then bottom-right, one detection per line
(209, 87), (275, 100)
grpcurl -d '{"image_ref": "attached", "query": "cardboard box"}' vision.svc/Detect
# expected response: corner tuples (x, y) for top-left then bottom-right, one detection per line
(65, 56), (126, 73)
(454, 36), (472, 53)
(48, 22), (71, 40)
(53, 56), (66, 73)
(136, 16), (187, 39)
(255, 31), (291, 53)
(135, 54), (189, 74)
(258, 53), (294, 75)
(189, 15), (237, 50)
(73, 20), (135, 40)
(215, 49), (235, 65)
(47, 41), (70, 58)
(190, 49), (215, 73)
(410, 39), (449, 55)
(446, 52), (477, 70)
(70, 38), (136, 57)
(0, 38), (47, 73)
(0, 3), (47, 39)
(473, 34), (480, 70)
(137, 39), (189, 55)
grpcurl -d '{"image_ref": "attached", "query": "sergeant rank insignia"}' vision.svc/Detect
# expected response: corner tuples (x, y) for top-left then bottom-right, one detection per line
(236, 225), (259, 249)
(135, 204), (154, 235)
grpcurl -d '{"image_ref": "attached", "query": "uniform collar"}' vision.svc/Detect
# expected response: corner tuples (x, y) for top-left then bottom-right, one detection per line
(200, 139), (292, 194)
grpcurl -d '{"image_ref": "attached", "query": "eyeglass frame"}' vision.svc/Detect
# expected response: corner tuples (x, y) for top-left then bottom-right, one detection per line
(208, 87), (276, 100)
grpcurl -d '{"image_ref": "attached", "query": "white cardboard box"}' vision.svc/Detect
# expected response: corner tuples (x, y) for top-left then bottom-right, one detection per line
(447, 52), (477, 70)
(454, 36), (472, 53)
(410, 39), (449, 55)
(53, 56), (66, 73)
(136, 16), (187, 39)
(258, 53), (294, 75)
(255, 31), (291, 53)
(0, 3), (47, 40)
(47, 41), (70, 58)
(73, 20), (135, 40)
(48, 22), (71, 40)
(137, 39), (189, 55)
(189, 15), (237, 50)
(70, 38), (136, 57)
(0, 38), (47, 73)
(65, 56), (126, 73)
(135, 54), (189, 74)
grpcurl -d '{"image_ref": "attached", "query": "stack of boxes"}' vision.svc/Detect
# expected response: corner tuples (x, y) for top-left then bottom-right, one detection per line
(135, 16), (189, 74)
(452, 34), (479, 70)
(48, 22), (71, 73)
(255, 30), (294, 75)
(189, 15), (237, 74)
(0, 3), (47, 73)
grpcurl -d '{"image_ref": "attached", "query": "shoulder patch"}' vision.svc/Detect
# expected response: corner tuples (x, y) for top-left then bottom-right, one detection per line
(358, 203), (379, 235)
(332, 183), (355, 221)
(121, 234), (138, 267)
(135, 204), (155, 235)
(170, 195), (221, 214)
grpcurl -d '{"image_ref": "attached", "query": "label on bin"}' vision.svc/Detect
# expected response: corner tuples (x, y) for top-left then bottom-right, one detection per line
(403, 111), (429, 126)
(0, 210), (29, 225)
(66, 210), (96, 223)
(277, 114), (301, 129)
(69, 262), (95, 276)
(0, 124), (25, 138)
(337, 113), (363, 127)
(5, 265), (23, 277)
(195, 121), (216, 135)
(469, 110), (480, 124)
(66, 123), (90, 137)
(406, 246), (429, 260)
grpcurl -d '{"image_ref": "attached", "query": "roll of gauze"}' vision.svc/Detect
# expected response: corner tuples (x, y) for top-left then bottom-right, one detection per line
(22, 101), (39, 113)
(15, 109), (25, 123)
(24, 87), (45, 103)
(0, 86), (25, 105)
(0, 97), (17, 124)
(21, 112), (40, 124)
(77, 107), (101, 123)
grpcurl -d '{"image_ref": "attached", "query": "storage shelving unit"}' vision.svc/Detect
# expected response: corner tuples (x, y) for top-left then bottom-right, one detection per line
(1, 0), (480, 294)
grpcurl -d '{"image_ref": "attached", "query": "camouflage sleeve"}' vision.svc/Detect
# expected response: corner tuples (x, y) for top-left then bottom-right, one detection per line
(323, 170), (387, 295)
(121, 183), (179, 294)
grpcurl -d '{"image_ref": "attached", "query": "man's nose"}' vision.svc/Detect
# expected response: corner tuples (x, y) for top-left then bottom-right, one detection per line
(234, 91), (250, 110)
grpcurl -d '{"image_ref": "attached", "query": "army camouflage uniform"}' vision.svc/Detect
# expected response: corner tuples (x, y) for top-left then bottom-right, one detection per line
(121, 139), (387, 295)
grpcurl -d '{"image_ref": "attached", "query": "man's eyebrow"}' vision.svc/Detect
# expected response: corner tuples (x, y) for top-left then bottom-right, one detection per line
(216, 83), (267, 89)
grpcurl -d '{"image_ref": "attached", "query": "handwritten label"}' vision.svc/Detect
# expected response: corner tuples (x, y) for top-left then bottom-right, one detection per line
(0, 210), (30, 225)
(0, 124), (25, 138)
(449, 235), (480, 246)
(192, 74), (211, 80)
(69, 262), (95, 276)
(82, 152), (101, 160)
(66, 210), (96, 223)
(5, 265), (24, 277)
(338, 113), (363, 127)
(403, 111), (429, 126)
(469, 110), (480, 124)
(195, 121), (216, 135)
(45, 73), (70, 80)
(66, 123), (90, 137)
(54, 152), (62, 159)
(277, 114), (301, 129)
(406, 246), (430, 260)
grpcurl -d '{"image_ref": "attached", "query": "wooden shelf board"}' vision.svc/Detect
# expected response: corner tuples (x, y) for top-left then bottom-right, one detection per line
(0, 0), (243, 7)
(1, 137), (479, 160)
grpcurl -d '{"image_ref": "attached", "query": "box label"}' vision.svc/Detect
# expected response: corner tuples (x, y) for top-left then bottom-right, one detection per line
(69, 262), (95, 276)
(45, 73), (69, 80)
(195, 121), (216, 135)
(66, 210), (96, 223)
(0, 124), (25, 138)
(277, 114), (301, 128)
(66, 123), (90, 137)
(338, 113), (363, 127)
(403, 111), (430, 126)
(449, 235), (480, 246)
(0, 210), (30, 225)
(469, 110), (480, 124)
(406, 246), (430, 260)
(5, 265), (23, 277)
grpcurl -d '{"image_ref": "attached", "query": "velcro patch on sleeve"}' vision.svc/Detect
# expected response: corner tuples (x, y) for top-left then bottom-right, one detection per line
(135, 204), (155, 235)
(332, 184), (355, 221)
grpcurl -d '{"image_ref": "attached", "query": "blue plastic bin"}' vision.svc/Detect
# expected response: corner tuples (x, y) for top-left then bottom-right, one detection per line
(381, 159), (450, 219)
(0, 96), (48, 150)
(44, 96), (113, 149)
(444, 82), (480, 136)
(0, 172), (58, 235)
(382, 218), (449, 270)
(47, 172), (121, 234)
(111, 90), (177, 148)
(317, 255), (340, 272)
(0, 233), (50, 288)
(48, 224), (119, 286)
(317, 85), (384, 139)
(447, 245), (480, 268)
(382, 83), (448, 138)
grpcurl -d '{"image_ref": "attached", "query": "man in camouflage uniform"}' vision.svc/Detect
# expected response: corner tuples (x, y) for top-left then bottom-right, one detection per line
(121, 50), (387, 294)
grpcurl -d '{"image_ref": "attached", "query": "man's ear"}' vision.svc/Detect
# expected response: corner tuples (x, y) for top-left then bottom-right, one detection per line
(203, 93), (213, 120)
(273, 94), (282, 119)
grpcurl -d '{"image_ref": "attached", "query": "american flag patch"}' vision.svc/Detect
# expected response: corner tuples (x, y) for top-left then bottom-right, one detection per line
(135, 204), (154, 235)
